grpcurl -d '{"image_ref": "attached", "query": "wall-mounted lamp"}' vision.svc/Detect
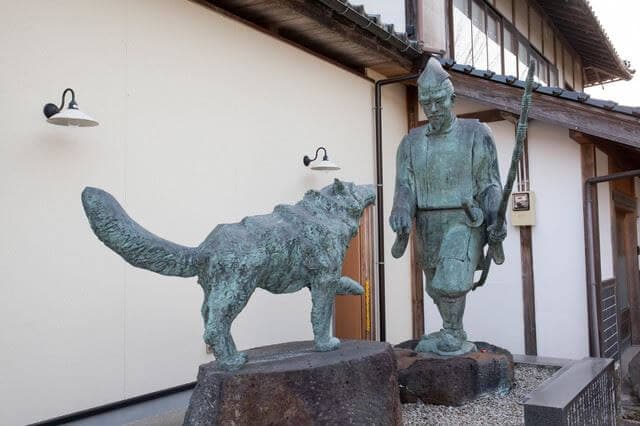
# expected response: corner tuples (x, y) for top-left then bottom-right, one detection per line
(303, 147), (340, 171)
(43, 88), (99, 127)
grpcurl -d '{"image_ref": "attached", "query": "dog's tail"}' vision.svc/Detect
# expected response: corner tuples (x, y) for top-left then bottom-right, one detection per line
(81, 187), (199, 277)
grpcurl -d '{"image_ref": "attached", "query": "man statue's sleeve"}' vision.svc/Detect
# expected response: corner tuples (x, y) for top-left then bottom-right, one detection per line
(391, 134), (416, 218)
(473, 124), (502, 226)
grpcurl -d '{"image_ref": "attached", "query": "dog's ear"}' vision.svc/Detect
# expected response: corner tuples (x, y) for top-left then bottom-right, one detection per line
(305, 189), (320, 198)
(333, 178), (346, 194)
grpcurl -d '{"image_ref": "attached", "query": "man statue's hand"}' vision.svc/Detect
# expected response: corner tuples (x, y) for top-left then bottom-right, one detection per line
(390, 208), (412, 235)
(487, 222), (507, 245)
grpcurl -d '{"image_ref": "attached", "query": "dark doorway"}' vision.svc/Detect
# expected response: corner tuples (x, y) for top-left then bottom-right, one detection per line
(612, 190), (640, 354)
(615, 207), (632, 352)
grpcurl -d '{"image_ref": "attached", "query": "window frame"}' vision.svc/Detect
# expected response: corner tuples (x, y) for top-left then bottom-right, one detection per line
(448, 0), (563, 87)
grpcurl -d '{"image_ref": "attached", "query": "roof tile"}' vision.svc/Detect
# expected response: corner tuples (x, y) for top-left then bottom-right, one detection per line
(439, 58), (637, 119)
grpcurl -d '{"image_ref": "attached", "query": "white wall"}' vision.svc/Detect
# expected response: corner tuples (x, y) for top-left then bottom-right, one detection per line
(464, 120), (524, 352)
(379, 80), (414, 345)
(528, 122), (589, 359)
(422, 0), (448, 52)
(596, 149), (614, 280)
(0, 1), (408, 423)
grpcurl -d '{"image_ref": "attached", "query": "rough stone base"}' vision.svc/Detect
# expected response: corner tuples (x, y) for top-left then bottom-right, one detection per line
(184, 340), (402, 425)
(395, 340), (514, 406)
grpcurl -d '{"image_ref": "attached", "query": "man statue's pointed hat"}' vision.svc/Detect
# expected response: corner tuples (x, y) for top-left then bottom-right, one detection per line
(417, 57), (452, 92)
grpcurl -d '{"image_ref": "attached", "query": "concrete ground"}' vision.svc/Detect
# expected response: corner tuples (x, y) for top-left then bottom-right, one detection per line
(61, 390), (190, 426)
(125, 409), (186, 426)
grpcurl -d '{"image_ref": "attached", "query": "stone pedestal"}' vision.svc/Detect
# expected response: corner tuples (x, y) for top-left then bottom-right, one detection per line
(184, 340), (402, 425)
(395, 340), (514, 406)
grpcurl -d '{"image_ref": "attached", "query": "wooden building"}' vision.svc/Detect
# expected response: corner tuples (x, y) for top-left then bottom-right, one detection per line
(414, 0), (640, 362)
(1, 0), (639, 423)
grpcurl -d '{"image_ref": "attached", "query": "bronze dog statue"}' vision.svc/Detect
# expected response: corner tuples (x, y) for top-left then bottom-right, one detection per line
(82, 179), (375, 370)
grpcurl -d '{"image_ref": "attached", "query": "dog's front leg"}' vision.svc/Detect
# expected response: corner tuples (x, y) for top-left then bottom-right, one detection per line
(310, 283), (340, 352)
(203, 278), (254, 370)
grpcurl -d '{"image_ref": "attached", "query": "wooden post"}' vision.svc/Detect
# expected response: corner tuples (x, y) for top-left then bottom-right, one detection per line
(572, 132), (603, 357)
(608, 156), (640, 348)
(498, 112), (538, 354)
(520, 226), (537, 355)
(405, 0), (422, 42)
(407, 85), (425, 339)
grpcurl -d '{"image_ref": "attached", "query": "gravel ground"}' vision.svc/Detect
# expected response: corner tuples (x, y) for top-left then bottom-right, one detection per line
(402, 364), (559, 425)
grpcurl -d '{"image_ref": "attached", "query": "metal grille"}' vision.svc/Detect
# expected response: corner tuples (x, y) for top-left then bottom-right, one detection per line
(523, 358), (617, 425)
(565, 364), (616, 426)
(601, 281), (619, 359)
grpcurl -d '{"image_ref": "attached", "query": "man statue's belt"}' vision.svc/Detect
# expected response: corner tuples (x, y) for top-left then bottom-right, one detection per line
(416, 202), (483, 228)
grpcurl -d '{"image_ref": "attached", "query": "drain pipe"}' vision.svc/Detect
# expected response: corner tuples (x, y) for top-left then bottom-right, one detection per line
(585, 169), (640, 357)
(374, 73), (419, 342)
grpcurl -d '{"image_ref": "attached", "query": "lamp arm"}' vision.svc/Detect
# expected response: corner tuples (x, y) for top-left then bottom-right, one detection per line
(44, 88), (77, 118)
(58, 88), (77, 110)
(303, 147), (328, 166)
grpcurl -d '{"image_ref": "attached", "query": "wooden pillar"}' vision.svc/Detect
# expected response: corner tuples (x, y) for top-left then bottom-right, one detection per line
(502, 112), (538, 355)
(407, 85), (425, 339)
(520, 226), (537, 355)
(404, 0), (423, 42)
(608, 157), (640, 347)
(572, 131), (603, 357)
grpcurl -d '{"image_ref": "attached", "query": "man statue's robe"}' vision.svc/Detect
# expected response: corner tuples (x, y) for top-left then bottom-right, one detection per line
(392, 118), (502, 297)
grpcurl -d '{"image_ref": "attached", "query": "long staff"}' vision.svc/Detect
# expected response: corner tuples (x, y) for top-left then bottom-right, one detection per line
(473, 60), (536, 290)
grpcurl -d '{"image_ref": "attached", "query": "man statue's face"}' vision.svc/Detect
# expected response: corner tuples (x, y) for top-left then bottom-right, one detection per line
(419, 84), (454, 132)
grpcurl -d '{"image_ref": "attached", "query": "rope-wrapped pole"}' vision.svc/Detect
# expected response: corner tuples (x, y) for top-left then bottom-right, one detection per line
(473, 60), (536, 290)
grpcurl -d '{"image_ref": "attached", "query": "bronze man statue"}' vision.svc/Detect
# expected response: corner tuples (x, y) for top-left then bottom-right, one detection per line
(390, 58), (507, 355)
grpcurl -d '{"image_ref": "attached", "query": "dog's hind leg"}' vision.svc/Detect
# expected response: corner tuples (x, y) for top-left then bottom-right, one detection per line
(199, 285), (211, 327)
(310, 283), (341, 352)
(203, 278), (254, 370)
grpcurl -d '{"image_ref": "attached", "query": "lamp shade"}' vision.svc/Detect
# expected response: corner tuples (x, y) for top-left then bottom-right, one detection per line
(47, 107), (99, 127)
(310, 159), (340, 171)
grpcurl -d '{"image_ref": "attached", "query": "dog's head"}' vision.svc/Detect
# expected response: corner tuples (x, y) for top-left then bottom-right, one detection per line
(320, 179), (376, 219)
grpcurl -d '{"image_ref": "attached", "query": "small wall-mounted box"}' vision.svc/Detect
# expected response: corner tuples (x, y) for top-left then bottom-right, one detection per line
(510, 191), (536, 226)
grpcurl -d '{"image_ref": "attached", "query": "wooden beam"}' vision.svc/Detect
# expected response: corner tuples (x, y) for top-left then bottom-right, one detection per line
(569, 130), (640, 172)
(417, 109), (519, 127)
(452, 72), (640, 149)
(569, 130), (595, 145)
(500, 111), (519, 124)
(407, 85), (425, 339)
(458, 109), (506, 123)
(570, 130), (640, 172)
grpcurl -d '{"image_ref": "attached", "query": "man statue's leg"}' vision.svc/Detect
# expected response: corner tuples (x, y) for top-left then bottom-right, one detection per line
(416, 258), (477, 355)
(415, 269), (444, 351)
(436, 295), (468, 352)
